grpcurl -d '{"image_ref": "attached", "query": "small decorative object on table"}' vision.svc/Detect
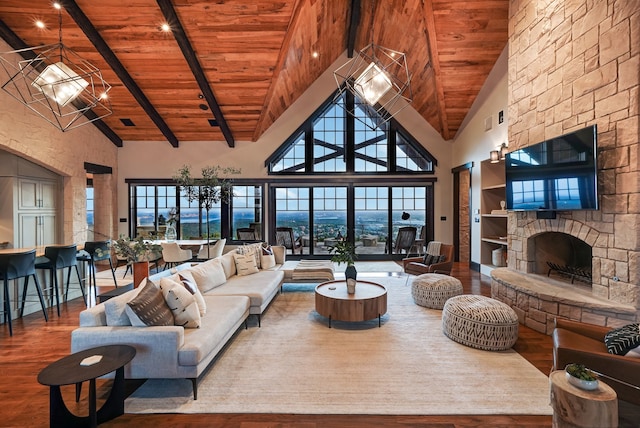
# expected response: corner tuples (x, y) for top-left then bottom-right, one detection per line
(109, 236), (162, 287)
(328, 240), (358, 294)
(165, 207), (178, 241)
(565, 363), (599, 390)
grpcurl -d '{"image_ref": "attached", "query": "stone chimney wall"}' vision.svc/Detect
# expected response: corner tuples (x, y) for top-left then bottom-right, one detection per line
(507, 0), (640, 308)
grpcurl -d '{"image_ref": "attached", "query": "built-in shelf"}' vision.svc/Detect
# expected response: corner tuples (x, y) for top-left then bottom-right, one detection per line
(480, 159), (507, 275)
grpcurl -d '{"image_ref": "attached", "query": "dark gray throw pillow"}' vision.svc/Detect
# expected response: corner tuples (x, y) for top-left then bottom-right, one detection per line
(604, 323), (640, 355)
(127, 280), (174, 327)
(422, 254), (434, 265)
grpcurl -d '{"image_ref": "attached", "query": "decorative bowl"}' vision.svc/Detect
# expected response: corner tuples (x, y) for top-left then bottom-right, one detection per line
(565, 364), (599, 390)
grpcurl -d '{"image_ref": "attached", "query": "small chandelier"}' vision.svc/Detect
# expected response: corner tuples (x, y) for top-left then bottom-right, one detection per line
(334, 43), (412, 130)
(333, 1), (412, 130)
(0, 5), (112, 132)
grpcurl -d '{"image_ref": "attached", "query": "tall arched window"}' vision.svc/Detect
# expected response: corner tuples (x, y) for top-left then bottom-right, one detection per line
(266, 91), (438, 259)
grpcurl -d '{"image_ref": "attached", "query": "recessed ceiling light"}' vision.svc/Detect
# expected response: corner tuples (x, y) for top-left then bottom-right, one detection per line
(312, 51), (319, 58)
(120, 118), (136, 127)
(52, 2), (61, 10)
(160, 23), (171, 32)
(35, 20), (45, 29)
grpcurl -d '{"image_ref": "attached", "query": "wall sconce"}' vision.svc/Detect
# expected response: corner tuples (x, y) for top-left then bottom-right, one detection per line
(490, 142), (508, 163)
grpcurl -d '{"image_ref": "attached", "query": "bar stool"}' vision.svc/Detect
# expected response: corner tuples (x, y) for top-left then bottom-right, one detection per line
(35, 245), (84, 315)
(0, 249), (48, 336)
(76, 241), (117, 301)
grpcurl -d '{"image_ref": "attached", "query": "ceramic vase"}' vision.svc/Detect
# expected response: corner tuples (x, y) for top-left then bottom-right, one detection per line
(345, 265), (357, 294)
(133, 261), (150, 288)
(165, 224), (177, 241)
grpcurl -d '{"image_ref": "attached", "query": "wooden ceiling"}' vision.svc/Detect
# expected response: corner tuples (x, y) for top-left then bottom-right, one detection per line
(0, 0), (508, 147)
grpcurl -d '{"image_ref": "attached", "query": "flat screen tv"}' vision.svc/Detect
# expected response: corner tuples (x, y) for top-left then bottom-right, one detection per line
(505, 125), (598, 211)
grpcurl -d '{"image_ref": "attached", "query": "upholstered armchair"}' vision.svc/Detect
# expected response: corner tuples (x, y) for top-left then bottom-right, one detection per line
(402, 243), (454, 275)
(552, 318), (640, 405)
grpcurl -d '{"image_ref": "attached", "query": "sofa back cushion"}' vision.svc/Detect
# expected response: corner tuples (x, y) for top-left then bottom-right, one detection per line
(189, 258), (227, 292)
(104, 283), (143, 326)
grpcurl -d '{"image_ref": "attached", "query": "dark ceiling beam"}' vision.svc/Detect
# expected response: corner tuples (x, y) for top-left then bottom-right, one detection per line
(0, 19), (123, 147)
(346, 0), (361, 57)
(59, 0), (179, 147)
(156, 0), (235, 148)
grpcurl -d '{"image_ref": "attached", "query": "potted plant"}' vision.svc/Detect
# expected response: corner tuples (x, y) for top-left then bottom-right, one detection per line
(173, 164), (240, 258)
(328, 240), (358, 294)
(111, 236), (163, 287)
(565, 363), (599, 390)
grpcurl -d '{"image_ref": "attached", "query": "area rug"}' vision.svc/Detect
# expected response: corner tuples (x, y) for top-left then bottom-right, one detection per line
(125, 275), (552, 415)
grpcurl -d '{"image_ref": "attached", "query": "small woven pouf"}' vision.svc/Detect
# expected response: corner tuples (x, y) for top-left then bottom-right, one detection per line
(411, 273), (463, 309)
(442, 295), (519, 351)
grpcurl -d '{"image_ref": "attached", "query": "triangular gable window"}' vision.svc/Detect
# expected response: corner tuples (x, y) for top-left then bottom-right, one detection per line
(266, 90), (436, 174)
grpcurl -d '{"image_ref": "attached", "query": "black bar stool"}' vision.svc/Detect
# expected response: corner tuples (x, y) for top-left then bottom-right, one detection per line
(0, 249), (48, 336)
(76, 241), (117, 301)
(35, 245), (84, 315)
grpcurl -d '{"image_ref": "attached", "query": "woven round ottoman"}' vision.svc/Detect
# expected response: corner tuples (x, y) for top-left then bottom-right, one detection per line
(411, 273), (463, 309)
(442, 295), (519, 351)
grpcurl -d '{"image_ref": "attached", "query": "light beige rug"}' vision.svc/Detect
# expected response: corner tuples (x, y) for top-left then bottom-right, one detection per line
(125, 276), (552, 415)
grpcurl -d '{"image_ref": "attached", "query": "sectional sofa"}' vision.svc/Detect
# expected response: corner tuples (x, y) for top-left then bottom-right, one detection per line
(70, 243), (286, 399)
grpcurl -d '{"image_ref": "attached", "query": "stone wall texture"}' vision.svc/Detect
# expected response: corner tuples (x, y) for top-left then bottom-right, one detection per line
(503, 0), (640, 325)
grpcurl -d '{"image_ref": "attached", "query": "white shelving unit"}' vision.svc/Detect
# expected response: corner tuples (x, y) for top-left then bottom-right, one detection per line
(480, 159), (507, 276)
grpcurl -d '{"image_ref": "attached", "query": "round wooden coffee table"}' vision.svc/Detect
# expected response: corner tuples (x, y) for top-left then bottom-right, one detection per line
(315, 280), (387, 327)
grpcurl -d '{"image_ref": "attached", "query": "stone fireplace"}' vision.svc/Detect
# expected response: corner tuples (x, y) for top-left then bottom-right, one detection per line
(490, 0), (640, 334)
(533, 231), (592, 284)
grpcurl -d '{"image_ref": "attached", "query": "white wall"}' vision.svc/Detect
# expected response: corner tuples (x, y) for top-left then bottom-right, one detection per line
(117, 53), (454, 242)
(451, 46), (509, 265)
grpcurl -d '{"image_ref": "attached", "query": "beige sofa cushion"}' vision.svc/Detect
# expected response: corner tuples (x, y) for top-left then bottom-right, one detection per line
(189, 258), (227, 292)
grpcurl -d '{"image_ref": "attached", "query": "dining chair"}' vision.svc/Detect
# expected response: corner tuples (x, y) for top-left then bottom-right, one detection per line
(161, 242), (193, 270)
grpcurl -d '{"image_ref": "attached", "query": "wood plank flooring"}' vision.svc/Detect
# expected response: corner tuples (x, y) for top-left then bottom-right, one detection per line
(0, 263), (635, 427)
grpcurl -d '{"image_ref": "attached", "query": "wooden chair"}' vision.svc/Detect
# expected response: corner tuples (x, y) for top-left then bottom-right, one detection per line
(275, 227), (303, 254)
(236, 228), (257, 240)
(391, 226), (417, 255)
(409, 225), (426, 255)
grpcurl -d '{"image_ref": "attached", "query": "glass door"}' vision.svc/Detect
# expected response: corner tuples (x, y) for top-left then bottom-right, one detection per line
(312, 187), (348, 256)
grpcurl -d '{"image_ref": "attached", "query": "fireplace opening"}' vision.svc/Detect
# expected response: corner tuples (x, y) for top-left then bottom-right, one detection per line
(531, 232), (592, 285)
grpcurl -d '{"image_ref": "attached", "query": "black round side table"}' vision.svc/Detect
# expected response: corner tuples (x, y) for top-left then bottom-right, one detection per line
(38, 345), (136, 428)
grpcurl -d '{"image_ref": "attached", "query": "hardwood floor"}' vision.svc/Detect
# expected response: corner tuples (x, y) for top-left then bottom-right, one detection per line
(0, 263), (633, 427)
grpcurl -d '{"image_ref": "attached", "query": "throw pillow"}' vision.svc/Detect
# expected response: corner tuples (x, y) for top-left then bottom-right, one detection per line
(260, 245), (276, 270)
(159, 278), (201, 328)
(179, 270), (207, 316)
(422, 254), (434, 265)
(604, 323), (640, 355)
(126, 279), (174, 327)
(219, 252), (237, 278)
(189, 258), (227, 292)
(234, 252), (259, 276)
(236, 243), (262, 269)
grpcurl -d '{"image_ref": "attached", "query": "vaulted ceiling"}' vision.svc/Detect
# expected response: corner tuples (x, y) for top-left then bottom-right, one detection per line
(0, 0), (508, 148)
